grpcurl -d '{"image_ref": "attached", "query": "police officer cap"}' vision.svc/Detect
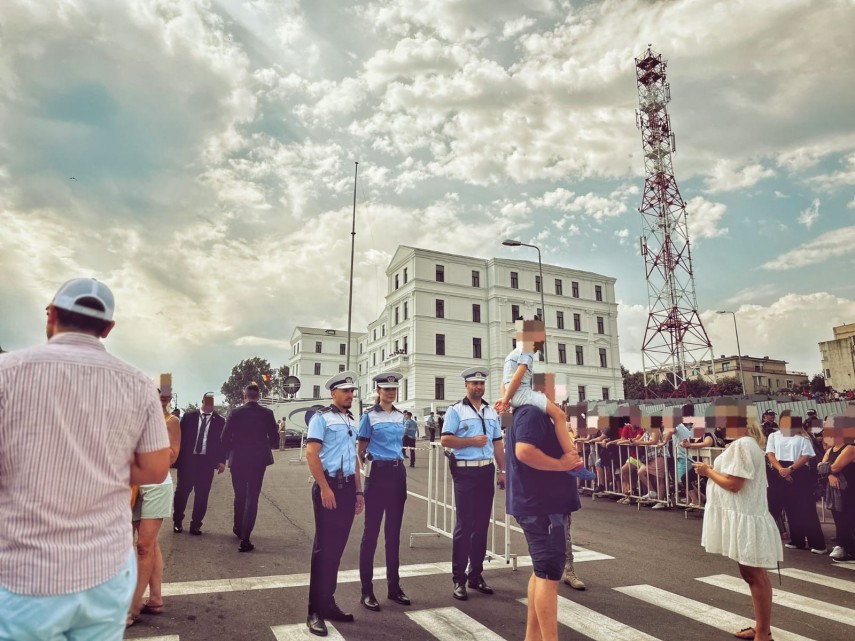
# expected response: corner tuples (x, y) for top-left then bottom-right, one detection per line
(763, 409), (777, 416)
(806, 409), (817, 416)
(374, 371), (403, 388)
(325, 371), (358, 391)
(461, 366), (489, 382)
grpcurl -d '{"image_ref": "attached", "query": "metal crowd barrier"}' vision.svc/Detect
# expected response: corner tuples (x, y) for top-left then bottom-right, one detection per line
(672, 446), (725, 517)
(409, 442), (517, 569)
(576, 440), (671, 509)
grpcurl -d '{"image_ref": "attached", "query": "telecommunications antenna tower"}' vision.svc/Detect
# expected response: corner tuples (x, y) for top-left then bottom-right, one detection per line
(634, 46), (714, 397)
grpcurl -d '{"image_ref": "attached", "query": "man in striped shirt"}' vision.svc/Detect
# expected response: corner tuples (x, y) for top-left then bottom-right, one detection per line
(0, 278), (170, 641)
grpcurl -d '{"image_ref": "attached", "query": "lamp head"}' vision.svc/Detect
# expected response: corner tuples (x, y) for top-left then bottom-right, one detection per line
(502, 239), (522, 247)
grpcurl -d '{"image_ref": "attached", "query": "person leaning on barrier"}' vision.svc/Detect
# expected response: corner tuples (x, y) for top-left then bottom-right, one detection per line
(357, 371), (411, 613)
(440, 367), (506, 602)
(305, 372), (364, 637)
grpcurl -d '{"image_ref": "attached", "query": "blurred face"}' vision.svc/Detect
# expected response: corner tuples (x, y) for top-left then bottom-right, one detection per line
(331, 387), (354, 409)
(160, 395), (171, 412)
(378, 386), (398, 403)
(465, 380), (485, 402)
(202, 396), (215, 412)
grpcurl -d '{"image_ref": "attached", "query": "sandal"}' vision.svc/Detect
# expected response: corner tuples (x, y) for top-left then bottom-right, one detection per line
(141, 601), (165, 615)
(733, 627), (755, 639)
(125, 613), (138, 628)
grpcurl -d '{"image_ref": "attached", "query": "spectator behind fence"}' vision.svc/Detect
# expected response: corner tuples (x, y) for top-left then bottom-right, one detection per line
(693, 420), (783, 641)
(614, 422), (645, 503)
(0, 278), (169, 641)
(819, 436), (855, 563)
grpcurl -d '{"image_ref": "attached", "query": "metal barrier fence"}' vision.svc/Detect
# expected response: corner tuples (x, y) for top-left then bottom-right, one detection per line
(409, 442), (517, 569)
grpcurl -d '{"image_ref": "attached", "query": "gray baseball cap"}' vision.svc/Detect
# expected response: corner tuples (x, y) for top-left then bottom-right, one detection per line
(51, 278), (115, 321)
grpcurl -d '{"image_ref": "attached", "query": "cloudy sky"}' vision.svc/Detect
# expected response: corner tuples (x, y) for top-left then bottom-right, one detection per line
(2, 0), (854, 403)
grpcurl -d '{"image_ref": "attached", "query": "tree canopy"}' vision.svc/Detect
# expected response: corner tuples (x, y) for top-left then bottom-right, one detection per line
(221, 357), (290, 407)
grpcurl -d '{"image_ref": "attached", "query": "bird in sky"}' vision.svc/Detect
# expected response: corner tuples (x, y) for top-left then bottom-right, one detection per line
(68, 177), (77, 181)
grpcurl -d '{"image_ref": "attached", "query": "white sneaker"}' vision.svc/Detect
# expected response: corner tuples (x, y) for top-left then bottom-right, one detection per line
(651, 502), (668, 510)
(830, 545), (845, 560)
(643, 491), (658, 500)
(811, 547), (829, 555)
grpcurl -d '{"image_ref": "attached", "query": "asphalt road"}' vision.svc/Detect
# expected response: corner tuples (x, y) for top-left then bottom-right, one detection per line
(125, 444), (853, 641)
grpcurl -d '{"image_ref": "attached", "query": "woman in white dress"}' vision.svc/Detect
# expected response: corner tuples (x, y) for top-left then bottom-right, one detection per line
(693, 420), (782, 641)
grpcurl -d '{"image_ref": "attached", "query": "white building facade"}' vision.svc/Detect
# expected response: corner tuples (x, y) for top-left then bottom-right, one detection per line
(287, 327), (362, 400)
(354, 246), (623, 415)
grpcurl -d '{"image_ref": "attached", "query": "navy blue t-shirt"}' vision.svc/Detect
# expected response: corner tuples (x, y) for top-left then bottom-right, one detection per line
(506, 405), (581, 517)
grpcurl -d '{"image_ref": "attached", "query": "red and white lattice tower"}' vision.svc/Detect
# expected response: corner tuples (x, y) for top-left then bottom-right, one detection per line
(634, 46), (714, 397)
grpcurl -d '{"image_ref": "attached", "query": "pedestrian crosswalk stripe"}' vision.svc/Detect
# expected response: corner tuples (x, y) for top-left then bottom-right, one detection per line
(697, 574), (855, 628)
(520, 596), (662, 641)
(406, 607), (505, 641)
(616, 584), (815, 641)
(779, 568), (855, 594)
(271, 621), (345, 641)
(134, 637), (180, 641)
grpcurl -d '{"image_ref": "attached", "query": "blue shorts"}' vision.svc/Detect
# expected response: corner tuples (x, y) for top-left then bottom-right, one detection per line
(516, 513), (567, 580)
(0, 551), (136, 641)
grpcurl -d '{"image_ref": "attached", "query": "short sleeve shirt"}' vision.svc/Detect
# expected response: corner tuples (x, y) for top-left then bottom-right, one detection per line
(442, 398), (503, 461)
(765, 431), (815, 462)
(503, 347), (535, 389)
(358, 405), (405, 460)
(307, 405), (357, 476)
(404, 419), (418, 439)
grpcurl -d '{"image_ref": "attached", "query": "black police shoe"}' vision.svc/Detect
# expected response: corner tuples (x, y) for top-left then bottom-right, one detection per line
(467, 576), (494, 595)
(172, 522), (183, 533)
(189, 526), (203, 536)
(452, 582), (468, 601)
(238, 540), (255, 552)
(307, 613), (327, 637)
(360, 592), (380, 611)
(387, 588), (411, 605)
(323, 603), (354, 622)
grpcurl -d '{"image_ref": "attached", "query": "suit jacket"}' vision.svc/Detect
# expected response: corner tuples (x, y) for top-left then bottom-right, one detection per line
(220, 401), (279, 470)
(175, 410), (227, 470)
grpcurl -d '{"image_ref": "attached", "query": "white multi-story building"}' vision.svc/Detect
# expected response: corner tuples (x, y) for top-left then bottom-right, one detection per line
(287, 327), (362, 400)
(354, 246), (623, 415)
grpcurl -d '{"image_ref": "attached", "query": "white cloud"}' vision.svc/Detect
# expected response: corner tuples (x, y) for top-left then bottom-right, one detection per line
(686, 197), (728, 240)
(808, 153), (855, 191)
(233, 336), (291, 351)
(848, 196), (855, 210)
(501, 16), (537, 40)
(703, 160), (775, 193)
(798, 198), (820, 228)
(762, 226), (855, 271)
(532, 189), (627, 222)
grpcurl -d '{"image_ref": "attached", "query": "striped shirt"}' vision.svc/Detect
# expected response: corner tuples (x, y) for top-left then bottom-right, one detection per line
(0, 332), (168, 596)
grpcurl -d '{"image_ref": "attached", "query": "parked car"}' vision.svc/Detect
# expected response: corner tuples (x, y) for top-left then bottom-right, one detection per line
(279, 428), (305, 449)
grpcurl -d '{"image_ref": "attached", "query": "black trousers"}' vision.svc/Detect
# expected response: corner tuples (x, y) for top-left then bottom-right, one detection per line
(776, 465), (825, 550)
(766, 465), (787, 534)
(231, 464), (267, 542)
(403, 437), (416, 466)
(309, 480), (356, 616)
(451, 464), (494, 584)
(173, 456), (216, 528)
(428, 428), (436, 443)
(359, 464), (407, 592)
(832, 506), (855, 557)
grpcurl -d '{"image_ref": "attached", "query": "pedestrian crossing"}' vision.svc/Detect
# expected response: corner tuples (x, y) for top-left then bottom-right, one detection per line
(134, 567), (855, 641)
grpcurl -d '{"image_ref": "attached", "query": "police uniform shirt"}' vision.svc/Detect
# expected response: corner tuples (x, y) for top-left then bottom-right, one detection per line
(765, 431), (815, 462)
(358, 405), (405, 461)
(307, 406), (358, 476)
(442, 398), (503, 461)
(502, 346), (535, 388)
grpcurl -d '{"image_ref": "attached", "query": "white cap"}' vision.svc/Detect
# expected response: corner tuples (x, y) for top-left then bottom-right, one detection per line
(374, 371), (403, 388)
(461, 366), (488, 382)
(325, 371), (358, 391)
(51, 278), (115, 321)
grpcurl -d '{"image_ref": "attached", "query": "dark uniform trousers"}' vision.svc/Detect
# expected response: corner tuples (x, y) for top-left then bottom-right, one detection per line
(173, 456), (216, 528)
(774, 463), (825, 550)
(231, 465), (266, 541)
(359, 464), (407, 592)
(309, 478), (356, 615)
(451, 464), (494, 585)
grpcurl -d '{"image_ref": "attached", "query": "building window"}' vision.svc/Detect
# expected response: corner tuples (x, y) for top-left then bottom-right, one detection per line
(573, 313), (581, 332)
(395, 274), (399, 290)
(381, 348), (385, 361)
(403, 301), (409, 320)
(340, 343), (346, 355)
(510, 271), (519, 289)
(512, 338), (517, 349)
(358, 363), (362, 374)
(557, 311), (564, 330)
(435, 377), (445, 400)
(599, 348), (607, 368)
(786, 380), (793, 389)
(555, 279), (563, 296)
(372, 352), (376, 365)
(472, 303), (481, 323)
(403, 267), (408, 283)
(473, 337), (482, 359)
(313, 385), (321, 399)
(558, 343), (567, 364)
(360, 343), (364, 354)
(339, 364), (345, 372)
(722, 362), (731, 371)
(394, 340), (399, 352)
(578, 385), (586, 401)
(595, 285), (603, 301)
(436, 334), (445, 356)
(403, 335), (408, 353)
(512, 305), (521, 321)
(314, 362), (321, 375)
(373, 329), (377, 341)
(597, 316), (605, 335)
(395, 306), (400, 325)
(315, 341), (322, 353)
(436, 299), (445, 318)
(472, 270), (480, 288)
(572, 281), (579, 298)
(436, 264), (445, 282)
(535, 275), (541, 293)
(536, 308), (542, 322)
(382, 324), (386, 337)
(575, 345), (584, 366)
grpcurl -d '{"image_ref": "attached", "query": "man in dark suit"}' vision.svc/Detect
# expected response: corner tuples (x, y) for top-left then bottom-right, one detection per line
(221, 383), (280, 552)
(172, 392), (226, 535)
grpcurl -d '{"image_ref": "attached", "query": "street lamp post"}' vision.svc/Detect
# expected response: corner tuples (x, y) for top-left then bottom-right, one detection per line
(717, 310), (747, 395)
(502, 239), (547, 364)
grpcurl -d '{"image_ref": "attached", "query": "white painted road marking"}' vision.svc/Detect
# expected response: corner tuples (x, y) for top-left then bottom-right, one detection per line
(779, 567), (855, 594)
(272, 621), (345, 641)
(521, 596), (662, 641)
(407, 607), (506, 641)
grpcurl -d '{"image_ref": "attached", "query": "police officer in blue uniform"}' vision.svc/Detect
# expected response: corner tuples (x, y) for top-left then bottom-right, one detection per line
(357, 371), (411, 612)
(440, 367), (506, 601)
(305, 371), (364, 637)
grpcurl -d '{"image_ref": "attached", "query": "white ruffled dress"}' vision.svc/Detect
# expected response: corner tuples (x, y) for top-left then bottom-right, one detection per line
(701, 437), (783, 568)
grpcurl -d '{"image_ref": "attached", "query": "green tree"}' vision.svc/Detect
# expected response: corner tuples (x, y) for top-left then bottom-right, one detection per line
(185, 402), (199, 412)
(809, 374), (827, 394)
(221, 357), (290, 407)
(716, 376), (744, 396)
(621, 365), (647, 400)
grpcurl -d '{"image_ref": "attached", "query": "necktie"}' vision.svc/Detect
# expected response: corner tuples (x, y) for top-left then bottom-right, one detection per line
(195, 414), (210, 454)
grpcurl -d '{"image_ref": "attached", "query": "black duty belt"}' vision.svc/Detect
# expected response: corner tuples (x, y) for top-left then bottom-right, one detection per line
(372, 459), (405, 468)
